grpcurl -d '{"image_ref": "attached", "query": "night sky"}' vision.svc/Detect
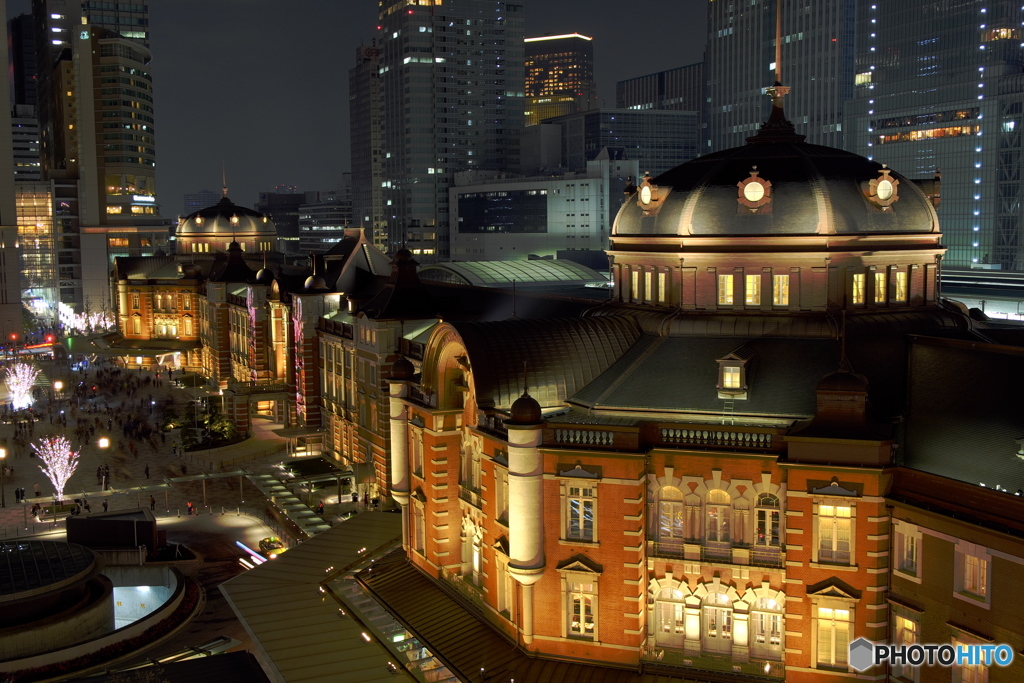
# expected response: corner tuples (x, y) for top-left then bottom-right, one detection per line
(8, 0), (706, 216)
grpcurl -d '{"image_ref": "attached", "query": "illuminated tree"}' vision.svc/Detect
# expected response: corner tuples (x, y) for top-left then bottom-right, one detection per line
(34, 436), (80, 502)
(5, 362), (40, 411)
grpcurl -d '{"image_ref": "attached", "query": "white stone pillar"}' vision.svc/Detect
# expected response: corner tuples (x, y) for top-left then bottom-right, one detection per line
(389, 379), (410, 548)
(506, 417), (544, 643)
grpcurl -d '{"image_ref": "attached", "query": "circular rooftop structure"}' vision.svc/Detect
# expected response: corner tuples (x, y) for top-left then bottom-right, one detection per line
(178, 196), (275, 236)
(614, 129), (939, 237)
(0, 540), (97, 603)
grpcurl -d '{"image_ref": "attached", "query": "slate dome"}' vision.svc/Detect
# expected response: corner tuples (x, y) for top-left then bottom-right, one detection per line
(178, 196), (275, 236)
(613, 120), (939, 238)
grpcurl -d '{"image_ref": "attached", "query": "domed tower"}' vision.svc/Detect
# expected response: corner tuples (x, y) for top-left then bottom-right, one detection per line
(176, 190), (277, 255)
(609, 93), (943, 315)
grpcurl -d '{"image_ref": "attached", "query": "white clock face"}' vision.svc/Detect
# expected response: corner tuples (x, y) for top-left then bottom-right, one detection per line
(640, 185), (652, 204)
(877, 179), (894, 201)
(743, 181), (765, 203)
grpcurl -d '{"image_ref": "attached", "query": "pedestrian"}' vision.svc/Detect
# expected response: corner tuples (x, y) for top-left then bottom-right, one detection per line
(187, 501), (194, 515)
(19, 487), (25, 501)
(149, 495), (155, 511)
(316, 500), (325, 515)
(14, 487), (20, 503)
(102, 499), (108, 512)
(144, 464), (150, 479)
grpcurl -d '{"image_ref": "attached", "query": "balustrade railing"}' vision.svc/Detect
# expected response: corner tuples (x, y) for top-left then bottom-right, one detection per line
(660, 428), (775, 450)
(552, 428), (615, 447)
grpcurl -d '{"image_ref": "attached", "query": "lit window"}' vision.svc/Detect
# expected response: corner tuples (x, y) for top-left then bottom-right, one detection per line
(106, 205), (122, 214)
(818, 505), (852, 564)
(130, 293), (140, 310)
(755, 493), (781, 547)
(108, 237), (129, 247)
(654, 586), (687, 649)
(705, 489), (731, 543)
(773, 274), (789, 306)
(852, 273), (865, 304)
(412, 501), (425, 554)
(631, 268), (640, 301)
(816, 607), (851, 668)
(745, 274), (761, 305)
(892, 614), (920, 682)
(657, 486), (685, 551)
(567, 580), (596, 639)
(566, 485), (596, 542)
(752, 597), (784, 660)
(658, 271), (667, 303)
(722, 366), (741, 389)
(894, 521), (922, 580)
(131, 316), (141, 334)
(718, 274), (734, 305)
(957, 545), (989, 601)
(895, 271), (908, 301)
(874, 272), (887, 303)
(703, 591), (733, 651)
(644, 270), (653, 302)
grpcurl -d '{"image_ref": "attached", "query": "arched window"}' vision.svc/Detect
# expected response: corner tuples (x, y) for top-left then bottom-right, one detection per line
(657, 486), (685, 552)
(654, 586), (686, 649)
(751, 596), (784, 660)
(706, 489), (731, 543)
(755, 493), (781, 547)
(702, 591), (733, 654)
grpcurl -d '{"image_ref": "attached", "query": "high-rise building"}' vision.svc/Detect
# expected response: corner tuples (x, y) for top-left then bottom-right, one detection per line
(705, 0), (855, 152)
(349, 44), (386, 252)
(543, 108), (700, 177)
(616, 62), (705, 113)
(9, 13), (37, 108)
(298, 179), (355, 253)
(373, 0), (524, 261)
(524, 33), (597, 127)
(846, 1), (1024, 271)
(23, 0), (164, 320)
(183, 190), (221, 217)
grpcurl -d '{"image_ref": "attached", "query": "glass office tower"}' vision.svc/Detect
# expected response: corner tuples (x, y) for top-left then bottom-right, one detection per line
(375, 0), (524, 260)
(847, 1), (1024, 270)
(706, 0), (855, 152)
(524, 33), (597, 127)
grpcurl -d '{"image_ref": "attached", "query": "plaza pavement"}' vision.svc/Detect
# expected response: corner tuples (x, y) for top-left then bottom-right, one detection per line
(0, 358), (361, 542)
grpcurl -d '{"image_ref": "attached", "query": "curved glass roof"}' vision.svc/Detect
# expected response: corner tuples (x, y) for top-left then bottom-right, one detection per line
(419, 259), (606, 287)
(0, 540), (95, 599)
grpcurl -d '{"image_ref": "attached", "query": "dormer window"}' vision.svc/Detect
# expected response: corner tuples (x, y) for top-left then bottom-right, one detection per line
(717, 345), (755, 399)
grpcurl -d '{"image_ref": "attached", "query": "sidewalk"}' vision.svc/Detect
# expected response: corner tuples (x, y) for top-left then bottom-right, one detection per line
(0, 359), (346, 538)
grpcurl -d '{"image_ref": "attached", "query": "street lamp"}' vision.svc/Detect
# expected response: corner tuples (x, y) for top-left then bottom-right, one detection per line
(0, 447), (6, 508)
(8, 333), (16, 359)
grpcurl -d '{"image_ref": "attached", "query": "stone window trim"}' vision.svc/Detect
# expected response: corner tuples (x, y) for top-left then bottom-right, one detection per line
(811, 496), (858, 568)
(953, 540), (992, 608)
(893, 520), (923, 584)
(891, 610), (921, 683)
(558, 558), (602, 642)
(559, 469), (600, 544)
(810, 592), (857, 672)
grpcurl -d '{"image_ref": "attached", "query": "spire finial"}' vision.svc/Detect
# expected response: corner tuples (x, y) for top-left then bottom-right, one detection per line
(774, 0), (783, 86)
(511, 280), (518, 320)
(222, 161), (228, 198)
(522, 360), (529, 396)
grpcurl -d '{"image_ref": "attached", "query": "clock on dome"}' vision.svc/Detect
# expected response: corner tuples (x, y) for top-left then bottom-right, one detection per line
(737, 167), (772, 212)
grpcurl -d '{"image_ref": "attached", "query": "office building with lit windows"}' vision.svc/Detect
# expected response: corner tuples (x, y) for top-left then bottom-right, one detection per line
(349, 44), (388, 252)
(14, 0), (166, 321)
(846, 1), (1024, 271)
(524, 33), (597, 127)
(705, 0), (855, 152)
(371, 0), (524, 260)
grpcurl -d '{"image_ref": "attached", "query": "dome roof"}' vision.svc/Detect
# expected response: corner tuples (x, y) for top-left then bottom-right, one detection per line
(614, 131), (939, 238)
(179, 196), (276, 236)
(508, 392), (542, 425)
(388, 356), (415, 381)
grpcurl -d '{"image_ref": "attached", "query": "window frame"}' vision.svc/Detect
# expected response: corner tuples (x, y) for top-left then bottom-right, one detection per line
(772, 273), (789, 306)
(895, 270), (908, 301)
(815, 605), (852, 670)
(755, 493), (781, 548)
(744, 274), (761, 306)
(718, 273), (734, 306)
(560, 478), (599, 544)
(874, 271), (887, 303)
(851, 273), (866, 305)
(705, 489), (732, 544)
(954, 541), (991, 607)
(812, 498), (856, 567)
(893, 521), (923, 583)
(560, 568), (600, 641)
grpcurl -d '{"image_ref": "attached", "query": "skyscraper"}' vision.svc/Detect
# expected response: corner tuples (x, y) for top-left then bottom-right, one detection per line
(24, 0), (165, 318)
(846, 1), (1024, 270)
(524, 33), (597, 126)
(349, 44), (386, 252)
(373, 0), (524, 260)
(616, 62), (705, 113)
(705, 0), (855, 152)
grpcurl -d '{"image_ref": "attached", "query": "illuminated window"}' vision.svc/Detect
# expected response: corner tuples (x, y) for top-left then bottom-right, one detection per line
(892, 613), (920, 682)
(722, 366), (741, 389)
(131, 316), (141, 334)
(752, 597), (784, 660)
(755, 494), (781, 547)
(182, 295), (191, 310)
(631, 268), (640, 301)
(894, 521), (922, 580)
(657, 486), (685, 548)
(745, 274), (760, 305)
(130, 293), (140, 309)
(705, 489), (731, 542)
(183, 317), (193, 336)
(955, 541), (990, 603)
(718, 274), (734, 305)
(895, 271), (908, 301)
(817, 505), (852, 564)
(644, 270), (653, 302)
(816, 608), (850, 668)
(773, 274), (789, 306)
(854, 72), (872, 85)
(566, 486), (596, 541)
(983, 27), (1019, 41)
(567, 579), (596, 639)
(874, 272), (887, 303)
(108, 237), (129, 247)
(106, 205), (122, 214)
(851, 273), (865, 305)
(658, 271), (667, 303)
